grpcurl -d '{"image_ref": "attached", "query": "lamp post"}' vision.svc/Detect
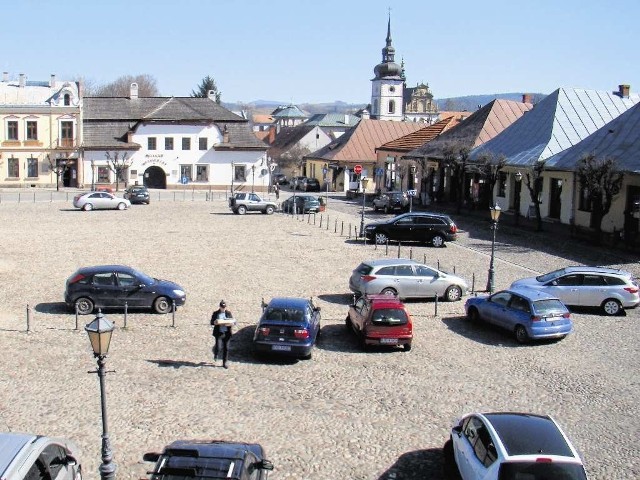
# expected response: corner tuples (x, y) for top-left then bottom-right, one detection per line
(85, 310), (117, 480)
(323, 163), (329, 207)
(486, 205), (502, 293)
(514, 171), (522, 226)
(91, 160), (96, 191)
(359, 177), (370, 237)
(251, 165), (256, 193)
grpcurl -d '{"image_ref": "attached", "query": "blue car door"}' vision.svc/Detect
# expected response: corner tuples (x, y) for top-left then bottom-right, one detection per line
(482, 292), (512, 327)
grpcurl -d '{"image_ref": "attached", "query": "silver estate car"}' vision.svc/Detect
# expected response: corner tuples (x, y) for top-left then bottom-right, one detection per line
(511, 266), (639, 315)
(349, 258), (468, 301)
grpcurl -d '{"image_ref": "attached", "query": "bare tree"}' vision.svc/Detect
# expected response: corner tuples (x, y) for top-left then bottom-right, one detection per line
(92, 75), (160, 97)
(443, 142), (470, 213)
(576, 153), (623, 239)
(46, 153), (74, 191)
(105, 152), (133, 191)
(523, 160), (546, 232)
(475, 152), (506, 208)
(276, 144), (312, 174)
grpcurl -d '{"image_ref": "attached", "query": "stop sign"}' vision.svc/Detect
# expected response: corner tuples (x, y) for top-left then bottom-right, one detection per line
(354, 164), (362, 175)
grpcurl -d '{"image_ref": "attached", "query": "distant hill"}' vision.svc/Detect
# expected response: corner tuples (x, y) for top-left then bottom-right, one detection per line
(223, 93), (546, 116)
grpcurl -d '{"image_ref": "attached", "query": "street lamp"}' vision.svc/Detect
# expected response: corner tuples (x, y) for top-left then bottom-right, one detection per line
(359, 177), (370, 237)
(85, 310), (117, 480)
(486, 204), (502, 293)
(251, 165), (256, 193)
(323, 163), (329, 207)
(514, 171), (522, 226)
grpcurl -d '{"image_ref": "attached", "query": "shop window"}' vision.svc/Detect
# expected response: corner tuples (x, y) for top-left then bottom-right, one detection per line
(234, 165), (246, 182)
(196, 165), (208, 181)
(97, 166), (110, 183)
(27, 157), (38, 177)
(180, 165), (193, 181)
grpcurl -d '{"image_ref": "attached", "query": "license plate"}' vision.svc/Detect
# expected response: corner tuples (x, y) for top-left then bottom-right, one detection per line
(380, 338), (398, 344)
(272, 345), (291, 351)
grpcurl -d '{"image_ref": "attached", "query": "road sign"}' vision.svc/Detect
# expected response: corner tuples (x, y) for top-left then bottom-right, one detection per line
(354, 164), (362, 175)
(407, 189), (417, 197)
(269, 163), (276, 172)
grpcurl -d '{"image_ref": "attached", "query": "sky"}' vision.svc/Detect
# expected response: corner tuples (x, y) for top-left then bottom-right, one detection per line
(3, 0), (639, 105)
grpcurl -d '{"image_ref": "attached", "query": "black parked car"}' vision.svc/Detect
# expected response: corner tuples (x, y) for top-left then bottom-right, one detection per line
(64, 265), (186, 314)
(272, 173), (288, 185)
(363, 212), (458, 247)
(300, 177), (321, 192)
(281, 195), (321, 214)
(290, 176), (307, 190)
(143, 439), (274, 480)
(123, 185), (151, 204)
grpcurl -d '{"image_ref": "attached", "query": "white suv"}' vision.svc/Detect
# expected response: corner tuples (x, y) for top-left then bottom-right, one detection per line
(511, 266), (639, 315)
(0, 432), (82, 480)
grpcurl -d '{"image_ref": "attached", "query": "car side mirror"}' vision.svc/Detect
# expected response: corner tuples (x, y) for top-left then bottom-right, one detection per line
(314, 306), (321, 312)
(550, 280), (558, 286)
(258, 460), (274, 471)
(452, 425), (462, 437)
(143, 453), (160, 462)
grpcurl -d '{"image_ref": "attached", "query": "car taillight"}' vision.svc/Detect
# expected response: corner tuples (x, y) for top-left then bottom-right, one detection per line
(562, 312), (571, 318)
(531, 315), (542, 322)
(450, 224), (458, 233)
(361, 275), (376, 283)
(536, 457), (553, 463)
(624, 286), (639, 294)
(294, 329), (309, 339)
(258, 327), (270, 336)
(68, 273), (85, 284)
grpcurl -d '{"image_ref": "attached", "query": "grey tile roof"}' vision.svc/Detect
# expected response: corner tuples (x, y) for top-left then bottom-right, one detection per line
(271, 104), (308, 119)
(546, 102), (640, 174)
(305, 113), (360, 127)
(269, 125), (316, 149)
(83, 121), (139, 149)
(214, 122), (269, 150)
(469, 88), (640, 166)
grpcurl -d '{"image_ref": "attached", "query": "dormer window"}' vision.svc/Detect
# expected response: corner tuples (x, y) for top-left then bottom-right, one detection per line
(64, 93), (71, 106)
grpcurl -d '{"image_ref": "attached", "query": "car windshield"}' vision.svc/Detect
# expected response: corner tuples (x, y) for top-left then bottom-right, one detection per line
(264, 307), (305, 322)
(536, 268), (566, 283)
(533, 299), (567, 315)
(498, 461), (587, 480)
(371, 308), (408, 326)
(151, 456), (240, 480)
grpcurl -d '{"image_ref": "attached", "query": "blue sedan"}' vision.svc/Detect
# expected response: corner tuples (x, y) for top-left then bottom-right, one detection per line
(464, 287), (572, 343)
(253, 297), (321, 359)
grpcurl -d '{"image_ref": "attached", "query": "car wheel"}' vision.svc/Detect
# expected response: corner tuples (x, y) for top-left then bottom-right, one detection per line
(445, 285), (463, 302)
(375, 232), (388, 245)
(403, 343), (412, 352)
(515, 325), (529, 344)
(373, 205), (379, 212)
(602, 298), (622, 316)
(380, 287), (397, 297)
(345, 315), (353, 331)
(431, 234), (445, 247)
(443, 439), (462, 480)
(75, 297), (94, 315)
(384, 205), (389, 214)
(265, 205), (275, 215)
(237, 205), (247, 215)
(82, 203), (93, 211)
(467, 307), (480, 322)
(153, 296), (172, 314)
(117, 202), (126, 210)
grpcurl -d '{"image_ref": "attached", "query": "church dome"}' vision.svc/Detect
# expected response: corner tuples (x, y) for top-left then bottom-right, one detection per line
(374, 59), (402, 78)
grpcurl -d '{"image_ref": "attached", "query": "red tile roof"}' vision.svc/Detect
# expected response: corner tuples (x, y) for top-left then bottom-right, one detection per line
(377, 117), (459, 152)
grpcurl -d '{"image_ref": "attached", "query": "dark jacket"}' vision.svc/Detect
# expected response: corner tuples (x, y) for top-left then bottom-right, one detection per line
(211, 309), (234, 336)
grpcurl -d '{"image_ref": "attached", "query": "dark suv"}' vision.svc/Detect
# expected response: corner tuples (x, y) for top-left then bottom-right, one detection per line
(372, 191), (409, 213)
(123, 185), (150, 204)
(363, 212), (458, 247)
(300, 177), (321, 192)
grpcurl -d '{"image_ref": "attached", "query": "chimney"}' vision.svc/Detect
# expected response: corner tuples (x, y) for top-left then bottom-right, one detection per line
(223, 125), (229, 143)
(50, 74), (56, 87)
(207, 90), (216, 100)
(522, 93), (532, 104)
(19, 73), (26, 88)
(130, 82), (139, 99)
(2, 72), (8, 82)
(344, 114), (349, 125)
(617, 84), (630, 98)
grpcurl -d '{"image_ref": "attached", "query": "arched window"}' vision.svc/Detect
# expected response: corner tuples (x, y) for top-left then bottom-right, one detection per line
(388, 100), (395, 114)
(64, 94), (71, 106)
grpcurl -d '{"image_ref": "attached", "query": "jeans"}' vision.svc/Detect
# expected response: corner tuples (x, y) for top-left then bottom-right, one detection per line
(213, 331), (232, 364)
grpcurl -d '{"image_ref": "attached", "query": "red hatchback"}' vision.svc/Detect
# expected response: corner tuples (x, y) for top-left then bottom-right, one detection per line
(346, 294), (413, 351)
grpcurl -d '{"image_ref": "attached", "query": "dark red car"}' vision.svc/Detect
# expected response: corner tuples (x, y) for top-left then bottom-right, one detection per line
(345, 294), (413, 351)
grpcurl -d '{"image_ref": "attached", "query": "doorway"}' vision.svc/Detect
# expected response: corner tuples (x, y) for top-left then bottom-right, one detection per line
(144, 166), (167, 189)
(549, 178), (563, 219)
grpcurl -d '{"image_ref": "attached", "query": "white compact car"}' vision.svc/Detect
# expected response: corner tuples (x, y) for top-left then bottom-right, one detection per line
(0, 432), (82, 480)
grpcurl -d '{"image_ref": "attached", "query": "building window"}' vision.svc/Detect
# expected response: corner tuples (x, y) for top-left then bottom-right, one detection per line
(7, 121), (18, 140)
(26, 121), (38, 140)
(97, 166), (110, 183)
(60, 121), (73, 147)
(180, 165), (192, 181)
(497, 172), (507, 197)
(165, 137), (174, 150)
(578, 184), (592, 212)
(27, 157), (38, 177)
(8, 157), (19, 177)
(234, 165), (246, 182)
(196, 165), (208, 181)
(388, 100), (395, 114)
(148, 137), (157, 150)
(199, 137), (208, 150)
(64, 93), (71, 106)
(182, 137), (191, 150)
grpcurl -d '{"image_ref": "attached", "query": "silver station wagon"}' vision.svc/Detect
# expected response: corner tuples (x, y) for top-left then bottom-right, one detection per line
(349, 258), (469, 301)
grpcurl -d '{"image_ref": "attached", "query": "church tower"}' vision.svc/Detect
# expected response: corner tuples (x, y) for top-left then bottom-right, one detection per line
(370, 15), (404, 121)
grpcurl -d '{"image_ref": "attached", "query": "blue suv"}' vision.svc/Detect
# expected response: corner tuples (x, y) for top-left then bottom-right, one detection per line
(464, 287), (572, 343)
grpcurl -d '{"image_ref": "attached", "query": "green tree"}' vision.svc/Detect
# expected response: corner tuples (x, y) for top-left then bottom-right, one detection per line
(191, 76), (222, 103)
(92, 74), (159, 97)
(576, 153), (623, 239)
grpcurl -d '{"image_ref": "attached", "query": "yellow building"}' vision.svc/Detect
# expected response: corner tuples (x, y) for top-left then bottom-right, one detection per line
(0, 73), (82, 188)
